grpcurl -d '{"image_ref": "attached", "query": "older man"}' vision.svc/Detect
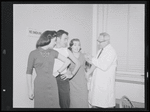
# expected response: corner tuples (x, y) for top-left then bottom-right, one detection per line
(86, 32), (117, 108)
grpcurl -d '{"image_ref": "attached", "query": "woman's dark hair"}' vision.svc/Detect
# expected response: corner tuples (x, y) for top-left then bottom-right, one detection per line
(36, 30), (57, 48)
(56, 30), (68, 38)
(68, 38), (81, 52)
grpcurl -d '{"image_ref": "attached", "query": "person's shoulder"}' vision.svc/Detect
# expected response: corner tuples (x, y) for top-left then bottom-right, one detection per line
(108, 44), (117, 55)
(105, 44), (113, 51)
(109, 44), (116, 51)
(48, 48), (57, 53)
(30, 49), (38, 55)
(53, 47), (62, 52)
(47, 49), (58, 58)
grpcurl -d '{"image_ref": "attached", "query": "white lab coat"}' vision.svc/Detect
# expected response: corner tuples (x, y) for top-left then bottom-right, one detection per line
(89, 44), (117, 108)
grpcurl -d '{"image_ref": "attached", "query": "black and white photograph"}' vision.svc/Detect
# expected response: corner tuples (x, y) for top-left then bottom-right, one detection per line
(1, 1), (149, 111)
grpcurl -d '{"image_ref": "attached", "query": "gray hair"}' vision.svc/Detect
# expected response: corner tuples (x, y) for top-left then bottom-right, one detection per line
(99, 32), (110, 41)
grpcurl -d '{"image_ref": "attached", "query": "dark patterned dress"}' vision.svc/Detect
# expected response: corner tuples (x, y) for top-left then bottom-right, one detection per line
(26, 47), (60, 108)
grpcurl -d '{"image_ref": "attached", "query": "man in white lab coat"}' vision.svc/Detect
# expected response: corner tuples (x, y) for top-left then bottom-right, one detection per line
(85, 32), (117, 108)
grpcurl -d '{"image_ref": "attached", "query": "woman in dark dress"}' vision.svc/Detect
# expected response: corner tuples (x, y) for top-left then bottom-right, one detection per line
(67, 39), (89, 108)
(26, 30), (71, 108)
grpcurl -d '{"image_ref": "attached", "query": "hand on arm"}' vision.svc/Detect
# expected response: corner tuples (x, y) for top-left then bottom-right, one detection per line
(84, 53), (93, 64)
(56, 53), (71, 76)
(60, 70), (73, 80)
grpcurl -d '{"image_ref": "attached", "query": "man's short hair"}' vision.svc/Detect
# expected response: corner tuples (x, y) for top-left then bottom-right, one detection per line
(57, 30), (68, 38)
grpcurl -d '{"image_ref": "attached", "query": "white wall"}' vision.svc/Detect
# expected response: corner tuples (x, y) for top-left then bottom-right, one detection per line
(13, 4), (93, 108)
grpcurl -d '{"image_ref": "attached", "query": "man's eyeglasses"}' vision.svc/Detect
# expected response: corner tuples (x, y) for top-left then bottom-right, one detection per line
(97, 40), (106, 43)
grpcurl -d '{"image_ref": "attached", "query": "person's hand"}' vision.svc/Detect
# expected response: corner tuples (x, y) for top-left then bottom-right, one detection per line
(67, 71), (74, 79)
(60, 74), (68, 80)
(60, 70), (73, 80)
(84, 53), (93, 64)
(85, 53), (92, 60)
(28, 89), (34, 100)
(86, 58), (92, 64)
(60, 70), (70, 80)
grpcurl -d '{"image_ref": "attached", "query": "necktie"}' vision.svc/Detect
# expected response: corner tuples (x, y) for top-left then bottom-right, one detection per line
(97, 48), (103, 58)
